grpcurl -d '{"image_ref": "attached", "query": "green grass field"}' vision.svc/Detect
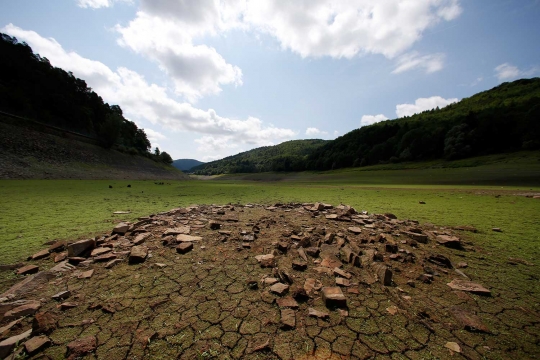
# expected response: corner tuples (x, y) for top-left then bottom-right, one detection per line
(1, 151), (539, 266)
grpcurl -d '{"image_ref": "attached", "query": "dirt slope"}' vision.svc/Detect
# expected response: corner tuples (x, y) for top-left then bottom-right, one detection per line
(0, 122), (187, 180)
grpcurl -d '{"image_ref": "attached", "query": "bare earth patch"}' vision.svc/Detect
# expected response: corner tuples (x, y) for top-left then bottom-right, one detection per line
(0, 203), (538, 359)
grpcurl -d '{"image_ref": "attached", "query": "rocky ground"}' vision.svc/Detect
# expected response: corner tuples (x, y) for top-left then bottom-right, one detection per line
(0, 121), (187, 180)
(0, 203), (538, 359)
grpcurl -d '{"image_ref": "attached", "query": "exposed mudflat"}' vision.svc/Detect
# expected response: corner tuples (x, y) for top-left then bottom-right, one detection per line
(0, 203), (538, 359)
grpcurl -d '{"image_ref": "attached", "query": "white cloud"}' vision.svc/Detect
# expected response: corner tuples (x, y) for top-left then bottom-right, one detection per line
(144, 128), (166, 145)
(109, 0), (461, 102)
(392, 52), (444, 74)
(360, 114), (388, 127)
(116, 12), (242, 103)
(396, 96), (458, 117)
(77, 0), (131, 9)
(305, 127), (328, 136)
(494, 63), (539, 81)
(2, 24), (295, 155)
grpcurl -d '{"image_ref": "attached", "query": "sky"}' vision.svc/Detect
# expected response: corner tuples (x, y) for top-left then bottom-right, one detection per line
(1, 1), (540, 161)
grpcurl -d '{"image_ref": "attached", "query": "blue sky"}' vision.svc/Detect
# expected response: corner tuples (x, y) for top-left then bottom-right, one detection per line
(1, 0), (539, 161)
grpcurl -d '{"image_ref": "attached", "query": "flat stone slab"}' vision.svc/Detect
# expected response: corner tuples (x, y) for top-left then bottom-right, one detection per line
(24, 335), (51, 355)
(446, 279), (491, 295)
(164, 227), (190, 236)
(280, 308), (295, 329)
(0, 329), (32, 359)
(112, 222), (130, 235)
(322, 287), (347, 307)
(308, 308), (329, 319)
(31, 249), (50, 260)
(4, 300), (41, 320)
(67, 239), (95, 257)
(450, 306), (491, 333)
(276, 296), (299, 308)
(16, 264), (39, 275)
(333, 267), (352, 279)
(129, 246), (148, 264)
(176, 234), (202, 242)
(269, 283), (289, 296)
(90, 247), (112, 257)
(436, 235), (461, 247)
(348, 227), (362, 234)
(133, 232), (151, 245)
(176, 242), (194, 254)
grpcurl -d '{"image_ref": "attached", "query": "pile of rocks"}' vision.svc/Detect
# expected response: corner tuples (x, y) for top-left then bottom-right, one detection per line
(0, 202), (495, 359)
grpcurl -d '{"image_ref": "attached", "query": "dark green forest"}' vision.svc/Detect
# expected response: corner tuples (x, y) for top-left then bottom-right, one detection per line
(196, 78), (540, 174)
(192, 139), (328, 175)
(0, 33), (172, 164)
(306, 78), (540, 170)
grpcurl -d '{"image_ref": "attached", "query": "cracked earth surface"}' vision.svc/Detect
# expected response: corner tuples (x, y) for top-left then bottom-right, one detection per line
(0, 203), (539, 359)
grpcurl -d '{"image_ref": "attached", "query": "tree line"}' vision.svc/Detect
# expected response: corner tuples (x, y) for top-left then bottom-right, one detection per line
(0, 33), (172, 164)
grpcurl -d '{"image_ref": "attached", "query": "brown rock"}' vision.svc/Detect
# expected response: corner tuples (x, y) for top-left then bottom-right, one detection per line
(321, 256), (342, 269)
(90, 247), (112, 257)
(402, 231), (428, 243)
(112, 222), (130, 235)
(54, 253), (67, 263)
(335, 277), (350, 287)
(78, 269), (94, 279)
(457, 262), (468, 268)
(208, 220), (221, 230)
(446, 279), (491, 295)
(450, 307), (490, 333)
(66, 336), (97, 359)
(270, 283), (289, 296)
(0, 329), (31, 358)
(263, 277), (279, 286)
(348, 227), (362, 234)
(427, 254), (453, 268)
(52, 290), (71, 301)
(255, 254), (275, 268)
(308, 308), (329, 319)
(24, 335), (51, 355)
(333, 267), (352, 279)
(58, 302), (78, 310)
(280, 309), (295, 329)
(164, 227), (190, 236)
(436, 235), (461, 248)
(492, 227), (502, 232)
(305, 247), (320, 257)
(67, 239), (95, 257)
(16, 265), (39, 276)
(297, 247), (308, 262)
(32, 312), (57, 335)
(176, 242), (194, 254)
(133, 232), (151, 245)
(321, 287), (347, 307)
(276, 296), (299, 308)
(94, 253), (117, 262)
(372, 263), (393, 286)
(291, 260), (307, 271)
(48, 241), (66, 252)
(129, 246), (148, 263)
(304, 278), (322, 296)
(176, 234), (202, 242)
(4, 300), (41, 320)
(31, 249), (50, 260)
(417, 274), (433, 283)
(105, 259), (123, 268)
(277, 242), (289, 252)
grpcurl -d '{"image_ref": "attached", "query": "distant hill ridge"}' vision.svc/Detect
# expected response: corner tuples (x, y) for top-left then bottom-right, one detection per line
(194, 78), (540, 174)
(192, 139), (328, 175)
(172, 159), (205, 172)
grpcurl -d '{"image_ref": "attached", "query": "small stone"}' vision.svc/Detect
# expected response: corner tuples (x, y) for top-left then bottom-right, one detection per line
(133, 233), (151, 245)
(67, 239), (95, 257)
(176, 243), (194, 254)
(407, 280), (416, 288)
(270, 283), (289, 296)
(280, 309), (295, 329)
(0, 329), (32, 359)
(436, 235), (461, 248)
(52, 290), (71, 301)
(66, 336), (97, 359)
(450, 306), (490, 333)
(54, 253), (67, 263)
(308, 308), (329, 319)
(335, 277), (350, 287)
(304, 278), (323, 296)
(457, 262), (468, 268)
(333, 267), (352, 279)
(24, 335), (51, 355)
(31, 249), (50, 260)
(492, 227), (502, 232)
(246, 280), (258, 289)
(94, 253), (117, 262)
(276, 296), (299, 308)
(129, 245), (148, 263)
(419, 201), (426, 204)
(48, 242), (65, 252)
(446, 279), (491, 295)
(277, 242), (289, 252)
(263, 277), (279, 286)
(154, 263), (167, 268)
(348, 227), (362, 234)
(58, 302), (78, 310)
(105, 259), (123, 268)
(445, 342), (461, 353)
(32, 312), (57, 335)
(78, 269), (94, 279)
(112, 222), (130, 235)
(305, 247), (320, 257)
(386, 306), (398, 315)
(321, 287), (347, 307)
(292, 260), (307, 271)
(91, 247), (112, 257)
(338, 309), (349, 317)
(417, 274), (433, 284)
(16, 265), (39, 275)
(4, 301), (41, 320)
(255, 254), (275, 268)
(176, 234), (203, 242)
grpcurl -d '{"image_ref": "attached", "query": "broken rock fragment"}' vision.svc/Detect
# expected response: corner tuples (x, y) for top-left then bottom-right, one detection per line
(129, 246), (148, 264)
(0, 329), (32, 359)
(276, 296), (299, 309)
(16, 264), (39, 276)
(176, 242), (194, 254)
(255, 254), (275, 268)
(446, 279), (491, 295)
(24, 335), (51, 355)
(66, 336), (97, 360)
(321, 287), (347, 308)
(308, 308), (329, 319)
(67, 239), (95, 257)
(436, 235), (461, 248)
(270, 283), (289, 296)
(280, 308), (295, 329)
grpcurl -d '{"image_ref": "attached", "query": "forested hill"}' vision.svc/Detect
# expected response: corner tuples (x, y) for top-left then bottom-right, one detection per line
(305, 78), (540, 170)
(172, 159), (205, 172)
(0, 33), (172, 164)
(191, 139), (329, 175)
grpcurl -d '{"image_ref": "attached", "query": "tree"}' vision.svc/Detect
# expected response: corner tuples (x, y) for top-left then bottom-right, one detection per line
(159, 151), (173, 164)
(154, 147), (160, 156)
(98, 112), (122, 148)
